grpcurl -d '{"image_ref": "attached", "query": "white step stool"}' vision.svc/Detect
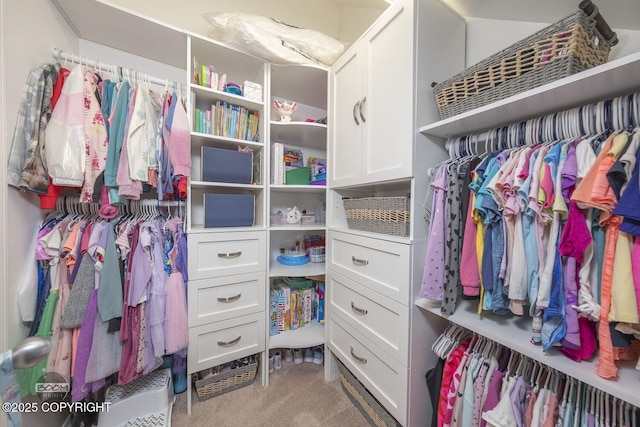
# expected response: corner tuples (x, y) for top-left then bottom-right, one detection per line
(97, 369), (175, 427)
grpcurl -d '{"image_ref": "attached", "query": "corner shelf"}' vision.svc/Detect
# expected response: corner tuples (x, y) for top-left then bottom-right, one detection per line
(269, 261), (326, 278)
(270, 184), (327, 193)
(420, 51), (640, 139)
(190, 132), (263, 150)
(415, 297), (640, 408)
(268, 322), (325, 349)
(270, 122), (328, 150)
(190, 83), (265, 111)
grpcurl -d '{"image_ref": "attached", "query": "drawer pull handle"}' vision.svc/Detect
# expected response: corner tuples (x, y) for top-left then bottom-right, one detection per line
(218, 251), (242, 259)
(350, 346), (367, 364)
(351, 301), (368, 315)
(217, 293), (242, 303)
(217, 336), (241, 347)
(352, 256), (369, 266)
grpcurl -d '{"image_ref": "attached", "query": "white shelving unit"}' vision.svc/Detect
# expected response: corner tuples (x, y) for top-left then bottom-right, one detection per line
(417, 50), (640, 410)
(266, 62), (329, 382)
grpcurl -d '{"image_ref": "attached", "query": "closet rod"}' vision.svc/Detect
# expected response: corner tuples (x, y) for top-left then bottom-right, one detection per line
(51, 47), (179, 88)
(446, 90), (640, 158)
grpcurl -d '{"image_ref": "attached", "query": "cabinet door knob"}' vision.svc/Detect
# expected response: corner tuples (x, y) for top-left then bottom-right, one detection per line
(352, 256), (369, 266)
(217, 293), (242, 303)
(359, 97), (367, 123)
(217, 336), (241, 347)
(350, 346), (367, 364)
(351, 301), (368, 315)
(218, 251), (242, 259)
(353, 100), (361, 125)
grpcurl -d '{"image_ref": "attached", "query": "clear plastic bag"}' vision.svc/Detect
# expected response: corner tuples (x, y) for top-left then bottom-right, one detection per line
(203, 12), (345, 66)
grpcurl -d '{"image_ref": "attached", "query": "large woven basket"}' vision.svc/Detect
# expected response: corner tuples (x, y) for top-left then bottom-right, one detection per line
(343, 196), (410, 237)
(434, 8), (616, 119)
(337, 360), (401, 427)
(194, 360), (258, 401)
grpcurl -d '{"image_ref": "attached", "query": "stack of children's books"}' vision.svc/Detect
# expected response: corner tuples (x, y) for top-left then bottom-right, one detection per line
(269, 277), (325, 336)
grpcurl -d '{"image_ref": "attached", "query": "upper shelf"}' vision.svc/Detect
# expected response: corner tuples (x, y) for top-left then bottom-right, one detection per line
(420, 51), (640, 139)
(51, 0), (186, 68)
(191, 84), (265, 111)
(270, 122), (328, 150)
(270, 64), (328, 109)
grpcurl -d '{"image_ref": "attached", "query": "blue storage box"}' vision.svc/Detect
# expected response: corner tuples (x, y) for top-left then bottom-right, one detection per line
(204, 194), (255, 227)
(201, 146), (253, 184)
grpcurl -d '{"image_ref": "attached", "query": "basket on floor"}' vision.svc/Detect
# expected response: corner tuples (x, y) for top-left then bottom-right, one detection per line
(343, 196), (410, 237)
(337, 360), (401, 427)
(433, 7), (617, 119)
(194, 360), (258, 401)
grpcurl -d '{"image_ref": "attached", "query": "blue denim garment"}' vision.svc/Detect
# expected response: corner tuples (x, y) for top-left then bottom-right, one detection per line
(544, 227), (565, 319)
(483, 195), (509, 315)
(482, 222), (494, 312)
(542, 249), (566, 351)
(29, 263), (51, 337)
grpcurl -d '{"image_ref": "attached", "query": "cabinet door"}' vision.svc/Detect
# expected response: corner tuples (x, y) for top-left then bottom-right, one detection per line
(329, 47), (363, 187)
(361, 0), (414, 183)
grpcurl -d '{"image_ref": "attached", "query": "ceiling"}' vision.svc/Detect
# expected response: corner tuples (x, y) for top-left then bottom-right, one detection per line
(329, 0), (390, 8)
(331, 0), (640, 31)
(442, 0), (640, 30)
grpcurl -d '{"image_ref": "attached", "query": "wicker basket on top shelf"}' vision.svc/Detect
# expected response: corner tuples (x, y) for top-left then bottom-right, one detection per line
(433, 6), (617, 119)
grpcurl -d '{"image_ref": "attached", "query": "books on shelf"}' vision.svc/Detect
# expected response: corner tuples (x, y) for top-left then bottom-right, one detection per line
(283, 146), (304, 171)
(192, 98), (260, 142)
(268, 147), (328, 186)
(269, 278), (324, 335)
(271, 142), (284, 185)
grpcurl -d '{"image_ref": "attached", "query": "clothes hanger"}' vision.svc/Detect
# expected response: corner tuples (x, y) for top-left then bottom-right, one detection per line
(431, 324), (451, 354)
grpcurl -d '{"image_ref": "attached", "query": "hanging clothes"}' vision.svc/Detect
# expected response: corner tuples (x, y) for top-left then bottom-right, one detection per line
(421, 96), (640, 379)
(428, 326), (640, 427)
(20, 199), (188, 401)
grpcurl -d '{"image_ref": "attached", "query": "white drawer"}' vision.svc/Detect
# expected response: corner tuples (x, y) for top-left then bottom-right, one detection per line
(188, 272), (265, 326)
(328, 272), (408, 364)
(328, 231), (410, 304)
(328, 316), (407, 425)
(188, 231), (266, 279)
(187, 312), (265, 374)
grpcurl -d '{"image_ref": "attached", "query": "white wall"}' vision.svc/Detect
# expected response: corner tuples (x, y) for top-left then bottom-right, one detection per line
(2, 0), (78, 352)
(0, 0), (5, 426)
(338, 6), (387, 46)
(465, 17), (640, 67)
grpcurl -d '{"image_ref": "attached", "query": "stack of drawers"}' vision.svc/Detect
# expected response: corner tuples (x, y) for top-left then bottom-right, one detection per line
(186, 231), (267, 413)
(326, 231), (412, 425)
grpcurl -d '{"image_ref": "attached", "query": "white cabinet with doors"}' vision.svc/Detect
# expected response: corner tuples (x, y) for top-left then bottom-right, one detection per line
(326, 0), (466, 425)
(329, 0), (414, 188)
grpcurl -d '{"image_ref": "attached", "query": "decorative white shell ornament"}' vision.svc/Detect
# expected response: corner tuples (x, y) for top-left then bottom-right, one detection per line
(273, 99), (298, 122)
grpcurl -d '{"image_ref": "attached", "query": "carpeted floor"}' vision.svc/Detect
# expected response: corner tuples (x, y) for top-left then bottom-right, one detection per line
(171, 361), (370, 427)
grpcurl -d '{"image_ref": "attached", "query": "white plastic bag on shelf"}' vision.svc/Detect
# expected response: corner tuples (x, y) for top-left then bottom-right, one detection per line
(202, 12), (345, 66)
